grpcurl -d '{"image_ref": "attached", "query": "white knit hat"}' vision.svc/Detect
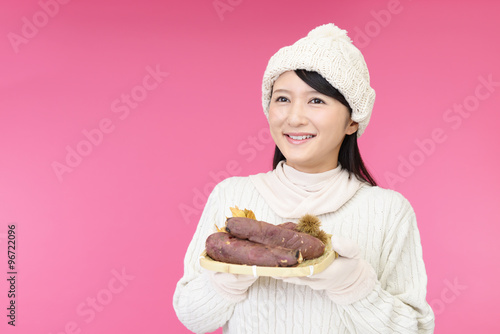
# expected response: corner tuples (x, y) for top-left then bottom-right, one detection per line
(262, 23), (376, 137)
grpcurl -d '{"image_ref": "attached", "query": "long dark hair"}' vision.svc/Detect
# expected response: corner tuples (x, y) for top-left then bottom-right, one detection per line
(272, 69), (377, 186)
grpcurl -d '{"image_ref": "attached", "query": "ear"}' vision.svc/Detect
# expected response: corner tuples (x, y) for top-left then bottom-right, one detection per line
(345, 120), (359, 135)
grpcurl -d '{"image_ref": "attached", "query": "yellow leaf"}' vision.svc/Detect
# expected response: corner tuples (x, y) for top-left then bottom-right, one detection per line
(230, 206), (246, 217)
(244, 209), (256, 220)
(230, 206), (256, 220)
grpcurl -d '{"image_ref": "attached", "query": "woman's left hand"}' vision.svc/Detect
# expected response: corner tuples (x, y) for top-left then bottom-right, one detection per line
(273, 235), (377, 305)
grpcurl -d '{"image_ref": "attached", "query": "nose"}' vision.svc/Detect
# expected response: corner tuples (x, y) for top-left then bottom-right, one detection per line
(287, 101), (308, 127)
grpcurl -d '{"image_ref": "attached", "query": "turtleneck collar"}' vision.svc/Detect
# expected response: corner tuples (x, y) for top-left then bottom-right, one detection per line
(281, 161), (342, 192)
(249, 161), (365, 219)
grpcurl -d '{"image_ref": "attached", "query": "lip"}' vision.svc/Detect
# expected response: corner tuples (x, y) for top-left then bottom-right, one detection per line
(284, 132), (316, 145)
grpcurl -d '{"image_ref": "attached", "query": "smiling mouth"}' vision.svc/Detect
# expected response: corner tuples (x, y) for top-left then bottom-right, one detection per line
(286, 134), (315, 140)
(284, 133), (316, 144)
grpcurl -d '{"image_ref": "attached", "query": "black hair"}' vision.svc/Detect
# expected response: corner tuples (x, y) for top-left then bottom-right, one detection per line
(272, 69), (377, 186)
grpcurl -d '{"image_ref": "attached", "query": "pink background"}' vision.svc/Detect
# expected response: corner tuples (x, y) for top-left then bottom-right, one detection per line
(1, 0), (499, 333)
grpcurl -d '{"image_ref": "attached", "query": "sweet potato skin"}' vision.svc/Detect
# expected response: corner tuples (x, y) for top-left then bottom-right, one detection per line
(205, 232), (300, 267)
(278, 222), (298, 230)
(226, 217), (325, 260)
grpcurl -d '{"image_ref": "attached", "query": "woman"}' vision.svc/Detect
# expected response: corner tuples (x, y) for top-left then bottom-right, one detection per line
(173, 23), (435, 333)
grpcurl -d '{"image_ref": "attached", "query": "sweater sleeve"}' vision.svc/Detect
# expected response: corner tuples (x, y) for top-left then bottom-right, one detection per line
(336, 192), (435, 333)
(173, 180), (239, 333)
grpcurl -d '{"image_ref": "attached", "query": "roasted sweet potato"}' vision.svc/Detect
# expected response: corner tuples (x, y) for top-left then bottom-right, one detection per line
(278, 222), (298, 230)
(226, 217), (325, 260)
(205, 232), (301, 267)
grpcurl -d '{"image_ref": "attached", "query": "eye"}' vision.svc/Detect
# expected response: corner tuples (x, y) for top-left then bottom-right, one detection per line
(310, 98), (325, 104)
(275, 96), (290, 103)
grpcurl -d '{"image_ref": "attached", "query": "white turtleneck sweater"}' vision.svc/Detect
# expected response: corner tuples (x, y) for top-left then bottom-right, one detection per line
(173, 164), (435, 333)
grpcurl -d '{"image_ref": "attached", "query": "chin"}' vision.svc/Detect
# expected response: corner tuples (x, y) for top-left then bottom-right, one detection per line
(283, 158), (311, 169)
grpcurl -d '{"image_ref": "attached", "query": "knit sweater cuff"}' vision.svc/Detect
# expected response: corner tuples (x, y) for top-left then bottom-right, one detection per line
(174, 272), (243, 333)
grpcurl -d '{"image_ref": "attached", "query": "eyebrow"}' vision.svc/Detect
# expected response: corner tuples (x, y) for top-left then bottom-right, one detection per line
(273, 89), (291, 94)
(272, 88), (320, 94)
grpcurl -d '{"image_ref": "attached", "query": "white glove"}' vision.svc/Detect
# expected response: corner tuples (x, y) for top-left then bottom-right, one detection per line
(206, 270), (258, 302)
(274, 235), (377, 305)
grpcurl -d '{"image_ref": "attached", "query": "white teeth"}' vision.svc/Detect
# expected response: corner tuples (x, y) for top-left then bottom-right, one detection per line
(288, 135), (314, 140)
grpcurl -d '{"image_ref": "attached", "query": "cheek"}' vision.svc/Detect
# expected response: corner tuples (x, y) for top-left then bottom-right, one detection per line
(320, 110), (351, 131)
(268, 109), (284, 142)
(268, 109), (283, 129)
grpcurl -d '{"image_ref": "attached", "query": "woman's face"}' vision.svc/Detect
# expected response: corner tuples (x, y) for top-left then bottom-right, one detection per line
(268, 71), (358, 173)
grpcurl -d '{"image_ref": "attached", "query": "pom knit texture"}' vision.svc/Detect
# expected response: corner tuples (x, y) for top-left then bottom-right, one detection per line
(173, 177), (435, 333)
